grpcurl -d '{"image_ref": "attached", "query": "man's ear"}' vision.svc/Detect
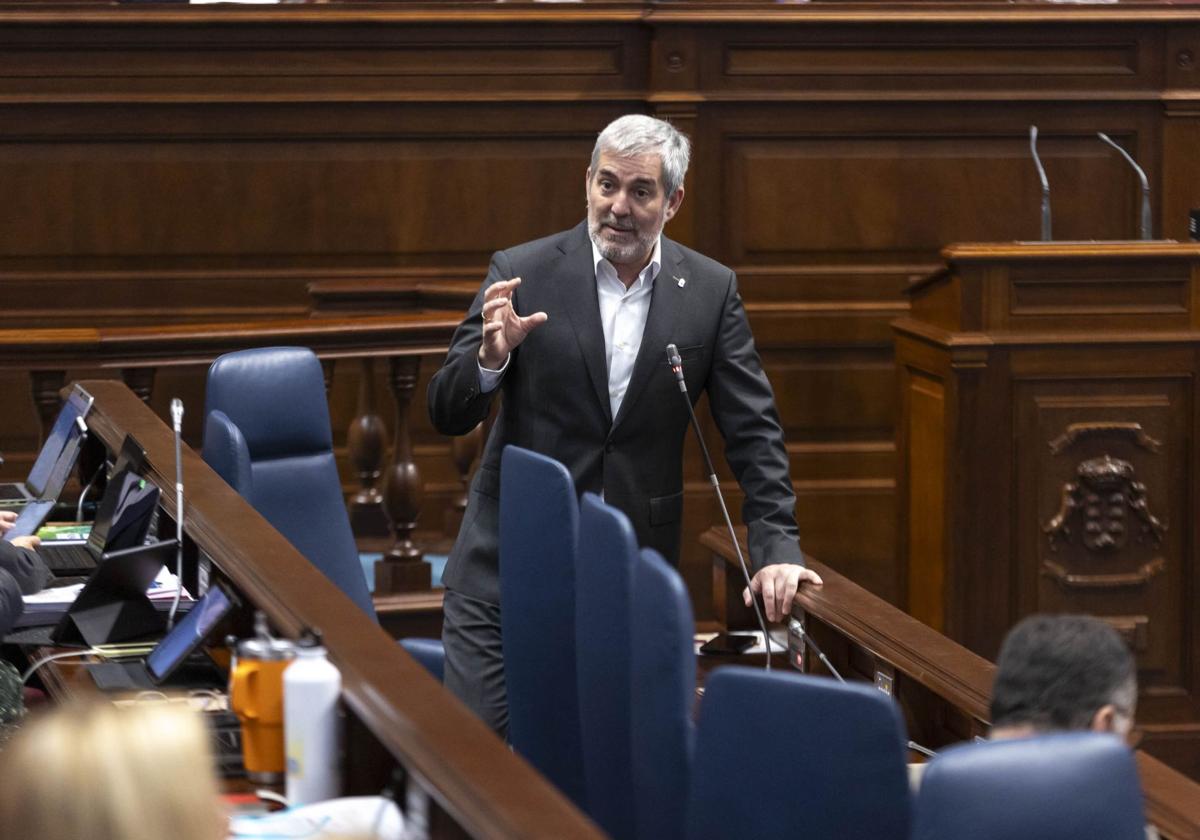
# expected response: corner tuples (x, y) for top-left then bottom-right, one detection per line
(1091, 704), (1118, 733)
(664, 186), (685, 222)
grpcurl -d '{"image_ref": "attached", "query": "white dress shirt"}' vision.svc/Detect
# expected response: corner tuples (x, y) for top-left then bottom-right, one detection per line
(479, 237), (662, 422)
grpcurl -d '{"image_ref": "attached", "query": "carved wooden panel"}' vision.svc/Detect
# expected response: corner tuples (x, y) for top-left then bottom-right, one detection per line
(1015, 375), (1192, 718)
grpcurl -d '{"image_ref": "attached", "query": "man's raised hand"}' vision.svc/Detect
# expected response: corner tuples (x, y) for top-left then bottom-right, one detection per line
(478, 277), (548, 370)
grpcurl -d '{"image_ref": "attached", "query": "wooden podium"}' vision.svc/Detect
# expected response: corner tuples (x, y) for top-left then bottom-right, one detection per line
(894, 242), (1200, 778)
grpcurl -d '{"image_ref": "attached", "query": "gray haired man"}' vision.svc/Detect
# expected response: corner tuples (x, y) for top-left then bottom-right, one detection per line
(428, 114), (820, 736)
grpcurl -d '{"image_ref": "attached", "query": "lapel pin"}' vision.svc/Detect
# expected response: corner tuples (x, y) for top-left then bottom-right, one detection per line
(675, 276), (686, 288)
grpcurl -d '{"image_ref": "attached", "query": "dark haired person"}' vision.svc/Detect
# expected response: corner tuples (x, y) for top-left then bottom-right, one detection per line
(990, 614), (1137, 741)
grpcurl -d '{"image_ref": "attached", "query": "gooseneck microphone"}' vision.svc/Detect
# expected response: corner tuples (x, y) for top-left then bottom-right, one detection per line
(1098, 132), (1152, 241)
(788, 617), (844, 682)
(167, 397), (185, 630)
(1029, 126), (1052, 242)
(667, 343), (774, 671)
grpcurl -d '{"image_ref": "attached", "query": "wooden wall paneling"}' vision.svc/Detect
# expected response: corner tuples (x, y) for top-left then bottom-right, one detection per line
(716, 105), (1160, 265)
(1163, 108), (1200, 244)
(683, 21), (1164, 97)
(0, 21), (650, 99)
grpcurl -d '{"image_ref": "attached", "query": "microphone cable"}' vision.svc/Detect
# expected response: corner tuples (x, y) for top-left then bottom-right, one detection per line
(792, 618), (937, 759)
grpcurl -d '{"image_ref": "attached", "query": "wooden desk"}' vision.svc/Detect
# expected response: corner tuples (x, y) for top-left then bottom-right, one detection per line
(702, 526), (1200, 840)
(73, 378), (602, 840)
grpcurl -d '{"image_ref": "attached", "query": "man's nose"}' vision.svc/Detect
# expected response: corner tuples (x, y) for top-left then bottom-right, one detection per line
(610, 192), (630, 216)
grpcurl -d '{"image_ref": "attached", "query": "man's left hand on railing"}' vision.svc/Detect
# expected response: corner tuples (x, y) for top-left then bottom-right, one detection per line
(744, 563), (823, 623)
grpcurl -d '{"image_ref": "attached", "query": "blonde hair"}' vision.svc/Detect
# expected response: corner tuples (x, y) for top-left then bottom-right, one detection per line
(0, 700), (225, 840)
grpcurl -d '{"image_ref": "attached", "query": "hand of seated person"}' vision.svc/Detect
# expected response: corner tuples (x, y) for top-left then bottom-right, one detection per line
(0, 511), (15, 535)
(8, 536), (39, 551)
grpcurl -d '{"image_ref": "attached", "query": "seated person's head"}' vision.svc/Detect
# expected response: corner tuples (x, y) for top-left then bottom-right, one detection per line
(990, 614), (1136, 741)
(0, 699), (225, 840)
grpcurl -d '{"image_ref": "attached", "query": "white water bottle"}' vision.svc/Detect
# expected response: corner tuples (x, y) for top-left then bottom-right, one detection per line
(284, 631), (342, 805)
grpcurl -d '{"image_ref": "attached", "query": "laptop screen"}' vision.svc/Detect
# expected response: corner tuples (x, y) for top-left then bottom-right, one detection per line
(145, 583), (235, 683)
(25, 386), (94, 499)
(87, 437), (157, 555)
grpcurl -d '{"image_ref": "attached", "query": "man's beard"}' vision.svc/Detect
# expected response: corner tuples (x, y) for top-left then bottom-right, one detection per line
(588, 211), (660, 266)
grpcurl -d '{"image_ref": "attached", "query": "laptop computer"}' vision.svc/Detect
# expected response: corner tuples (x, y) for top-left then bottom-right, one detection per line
(0, 384), (93, 511)
(86, 580), (238, 691)
(36, 436), (160, 577)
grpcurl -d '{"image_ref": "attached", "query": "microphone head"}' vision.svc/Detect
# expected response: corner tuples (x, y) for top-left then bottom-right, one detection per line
(170, 398), (184, 427)
(665, 343), (681, 366)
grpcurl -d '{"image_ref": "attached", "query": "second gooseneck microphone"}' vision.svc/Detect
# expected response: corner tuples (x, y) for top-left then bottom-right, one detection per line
(667, 343), (774, 670)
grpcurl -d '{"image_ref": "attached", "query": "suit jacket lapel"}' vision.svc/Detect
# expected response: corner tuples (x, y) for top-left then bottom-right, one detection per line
(557, 222), (612, 425)
(611, 237), (686, 434)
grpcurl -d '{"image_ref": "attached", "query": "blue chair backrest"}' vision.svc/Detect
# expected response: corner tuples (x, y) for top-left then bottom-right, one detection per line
(498, 445), (586, 808)
(575, 493), (639, 839)
(630, 548), (696, 840)
(912, 732), (1146, 840)
(687, 668), (911, 840)
(203, 410), (253, 497)
(399, 637), (445, 682)
(202, 347), (375, 620)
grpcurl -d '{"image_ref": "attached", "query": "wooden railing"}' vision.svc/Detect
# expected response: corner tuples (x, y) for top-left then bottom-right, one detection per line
(702, 527), (1200, 840)
(77, 378), (602, 839)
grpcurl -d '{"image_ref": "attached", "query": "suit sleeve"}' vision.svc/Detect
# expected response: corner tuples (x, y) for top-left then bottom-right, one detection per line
(0, 568), (22, 636)
(428, 251), (514, 436)
(0, 541), (50, 595)
(705, 271), (804, 570)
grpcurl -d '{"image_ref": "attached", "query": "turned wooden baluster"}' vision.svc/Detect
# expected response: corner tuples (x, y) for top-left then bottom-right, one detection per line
(376, 355), (430, 593)
(320, 358), (334, 398)
(444, 422), (483, 539)
(121, 367), (156, 404)
(346, 357), (391, 539)
(29, 370), (66, 441)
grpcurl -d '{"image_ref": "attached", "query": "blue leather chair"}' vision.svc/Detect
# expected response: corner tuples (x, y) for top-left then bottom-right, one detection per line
(201, 347), (375, 620)
(399, 637), (446, 682)
(575, 493), (640, 839)
(912, 732), (1146, 840)
(499, 444), (587, 808)
(630, 547), (696, 840)
(687, 668), (911, 840)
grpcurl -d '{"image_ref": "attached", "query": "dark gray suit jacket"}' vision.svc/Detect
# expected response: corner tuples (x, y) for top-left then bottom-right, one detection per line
(0, 541), (50, 635)
(428, 221), (802, 605)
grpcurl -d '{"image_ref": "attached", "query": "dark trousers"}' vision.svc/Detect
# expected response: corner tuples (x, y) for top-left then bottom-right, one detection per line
(441, 587), (509, 739)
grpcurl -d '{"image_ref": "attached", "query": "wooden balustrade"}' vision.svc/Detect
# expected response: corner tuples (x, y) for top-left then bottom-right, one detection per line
(0, 314), (463, 595)
(702, 526), (1200, 840)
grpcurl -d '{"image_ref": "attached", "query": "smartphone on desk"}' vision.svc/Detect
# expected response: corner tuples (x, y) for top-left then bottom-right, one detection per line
(699, 632), (757, 656)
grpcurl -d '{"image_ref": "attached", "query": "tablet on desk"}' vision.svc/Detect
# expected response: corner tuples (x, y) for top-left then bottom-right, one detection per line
(86, 581), (238, 692)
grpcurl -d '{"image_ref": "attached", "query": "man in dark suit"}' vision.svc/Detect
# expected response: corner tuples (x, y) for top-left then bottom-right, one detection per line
(428, 114), (820, 735)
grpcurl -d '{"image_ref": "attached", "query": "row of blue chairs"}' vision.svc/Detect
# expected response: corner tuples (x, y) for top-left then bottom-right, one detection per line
(402, 445), (1150, 840)
(197, 346), (1149, 840)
